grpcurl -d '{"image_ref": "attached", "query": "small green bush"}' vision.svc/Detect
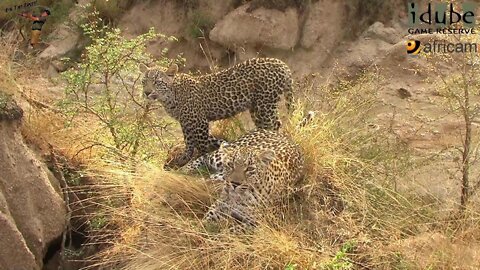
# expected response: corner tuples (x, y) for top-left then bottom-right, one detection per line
(323, 242), (355, 270)
(186, 11), (214, 39)
(61, 11), (177, 159)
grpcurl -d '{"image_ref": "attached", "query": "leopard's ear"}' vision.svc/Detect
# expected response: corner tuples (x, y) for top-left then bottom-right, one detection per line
(166, 63), (178, 77)
(258, 150), (275, 166)
(139, 63), (150, 73)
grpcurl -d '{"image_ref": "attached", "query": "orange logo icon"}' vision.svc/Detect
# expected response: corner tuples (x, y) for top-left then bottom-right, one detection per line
(407, 40), (421, 54)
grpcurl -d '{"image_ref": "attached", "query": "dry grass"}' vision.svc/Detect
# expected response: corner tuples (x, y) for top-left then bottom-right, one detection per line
(82, 163), (331, 270)
(0, 32), (22, 95)
(2, 33), (480, 270)
(80, 75), (457, 269)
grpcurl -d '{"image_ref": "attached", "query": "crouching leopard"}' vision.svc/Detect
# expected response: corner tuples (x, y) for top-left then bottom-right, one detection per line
(141, 58), (293, 169)
(182, 129), (305, 228)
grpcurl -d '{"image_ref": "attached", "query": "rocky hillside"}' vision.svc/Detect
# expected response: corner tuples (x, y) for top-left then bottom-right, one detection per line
(115, 0), (405, 76)
(36, 0), (405, 76)
(0, 91), (66, 270)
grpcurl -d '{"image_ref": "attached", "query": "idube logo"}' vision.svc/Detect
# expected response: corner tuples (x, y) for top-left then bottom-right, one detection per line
(408, 2), (476, 34)
(406, 2), (478, 55)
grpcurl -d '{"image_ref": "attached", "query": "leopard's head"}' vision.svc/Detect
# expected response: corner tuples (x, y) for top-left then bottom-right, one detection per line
(219, 143), (275, 186)
(140, 63), (178, 104)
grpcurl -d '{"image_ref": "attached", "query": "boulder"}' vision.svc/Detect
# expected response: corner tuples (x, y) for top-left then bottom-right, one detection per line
(0, 215), (38, 270)
(39, 2), (87, 61)
(197, 0), (236, 24)
(0, 92), (23, 121)
(210, 4), (299, 50)
(361, 21), (402, 44)
(119, 1), (188, 38)
(38, 26), (82, 61)
(50, 59), (68, 73)
(300, 0), (345, 49)
(0, 92), (66, 269)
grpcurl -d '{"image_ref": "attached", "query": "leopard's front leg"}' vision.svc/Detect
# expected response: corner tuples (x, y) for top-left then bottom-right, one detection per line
(163, 121), (198, 170)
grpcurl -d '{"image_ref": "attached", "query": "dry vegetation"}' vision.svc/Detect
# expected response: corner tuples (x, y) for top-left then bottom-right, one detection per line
(1, 26), (480, 270)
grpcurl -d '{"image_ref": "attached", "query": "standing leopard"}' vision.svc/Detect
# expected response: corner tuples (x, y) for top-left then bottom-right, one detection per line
(182, 129), (305, 228)
(141, 58), (293, 169)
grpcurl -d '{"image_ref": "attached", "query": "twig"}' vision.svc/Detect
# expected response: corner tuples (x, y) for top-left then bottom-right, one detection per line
(72, 142), (104, 160)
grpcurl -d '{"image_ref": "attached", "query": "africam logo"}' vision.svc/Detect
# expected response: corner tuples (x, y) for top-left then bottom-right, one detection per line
(407, 40), (478, 55)
(407, 40), (421, 55)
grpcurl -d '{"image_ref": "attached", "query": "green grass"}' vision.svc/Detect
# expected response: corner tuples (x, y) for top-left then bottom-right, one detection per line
(323, 242), (355, 270)
(186, 11), (214, 39)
